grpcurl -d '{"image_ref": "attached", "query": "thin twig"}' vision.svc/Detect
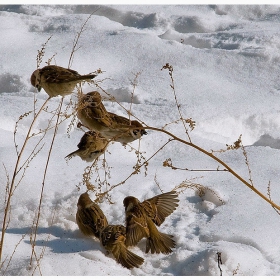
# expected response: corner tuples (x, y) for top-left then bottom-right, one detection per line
(161, 63), (192, 142)
(241, 141), (254, 186)
(95, 84), (148, 127)
(94, 139), (173, 200)
(163, 158), (228, 172)
(267, 182), (280, 215)
(142, 125), (280, 211)
(68, 8), (100, 69)
(217, 252), (223, 276)
(128, 72), (141, 122)
(29, 97), (64, 267)
(31, 207), (57, 276)
(1, 233), (27, 275)
(0, 97), (50, 263)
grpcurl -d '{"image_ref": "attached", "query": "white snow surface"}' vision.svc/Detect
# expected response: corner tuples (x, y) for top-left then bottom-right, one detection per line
(1, 4), (280, 276)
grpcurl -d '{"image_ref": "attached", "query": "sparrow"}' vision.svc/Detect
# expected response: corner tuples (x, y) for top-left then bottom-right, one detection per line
(123, 191), (179, 255)
(77, 91), (113, 131)
(100, 224), (144, 269)
(65, 131), (109, 162)
(106, 113), (147, 144)
(76, 192), (108, 239)
(30, 65), (97, 97)
(77, 91), (147, 144)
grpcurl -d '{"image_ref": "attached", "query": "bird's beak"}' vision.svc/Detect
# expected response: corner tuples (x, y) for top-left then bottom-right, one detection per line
(37, 85), (42, 92)
(142, 129), (148, 135)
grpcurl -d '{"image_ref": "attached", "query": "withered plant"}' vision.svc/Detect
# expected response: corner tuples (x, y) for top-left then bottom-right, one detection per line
(2, 9), (280, 276)
(77, 63), (280, 214)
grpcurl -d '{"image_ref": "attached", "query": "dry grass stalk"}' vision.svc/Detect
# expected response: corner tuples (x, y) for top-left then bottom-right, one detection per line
(83, 139), (173, 203)
(211, 135), (242, 154)
(173, 179), (225, 206)
(128, 71), (141, 122)
(163, 157), (228, 172)
(95, 84), (148, 127)
(267, 182), (280, 215)
(36, 36), (52, 69)
(232, 263), (240, 276)
(217, 252), (223, 276)
(29, 97), (64, 267)
(30, 207), (57, 276)
(161, 63), (192, 142)
(141, 124), (280, 210)
(68, 8), (100, 69)
(1, 11), (103, 274)
(0, 97), (50, 264)
(1, 233), (27, 275)
(162, 117), (196, 132)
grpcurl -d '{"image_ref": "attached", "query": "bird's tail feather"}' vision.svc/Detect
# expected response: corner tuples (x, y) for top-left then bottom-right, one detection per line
(146, 231), (176, 255)
(113, 244), (144, 269)
(65, 149), (78, 160)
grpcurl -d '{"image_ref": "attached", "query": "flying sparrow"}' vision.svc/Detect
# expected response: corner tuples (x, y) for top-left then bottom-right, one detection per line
(76, 192), (108, 239)
(77, 91), (147, 144)
(100, 224), (144, 269)
(65, 131), (109, 162)
(123, 191), (179, 254)
(30, 65), (97, 97)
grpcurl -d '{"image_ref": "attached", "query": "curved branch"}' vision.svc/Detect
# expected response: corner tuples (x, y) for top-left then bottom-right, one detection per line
(143, 126), (280, 211)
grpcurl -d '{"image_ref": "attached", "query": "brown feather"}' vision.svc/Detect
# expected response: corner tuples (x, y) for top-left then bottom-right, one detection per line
(123, 192), (179, 254)
(76, 192), (108, 238)
(100, 225), (144, 269)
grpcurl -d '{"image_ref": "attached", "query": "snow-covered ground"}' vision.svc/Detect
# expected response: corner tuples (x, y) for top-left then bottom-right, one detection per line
(1, 4), (280, 276)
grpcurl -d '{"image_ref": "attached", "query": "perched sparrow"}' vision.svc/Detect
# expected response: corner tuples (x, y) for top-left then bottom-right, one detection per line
(30, 65), (97, 97)
(100, 224), (144, 269)
(123, 191), (179, 255)
(65, 131), (109, 162)
(106, 113), (147, 144)
(76, 192), (108, 239)
(77, 91), (113, 130)
(77, 91), (147, 144)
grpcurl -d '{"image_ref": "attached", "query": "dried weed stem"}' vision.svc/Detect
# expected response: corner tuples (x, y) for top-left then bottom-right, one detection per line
(0, 97), (50, 263)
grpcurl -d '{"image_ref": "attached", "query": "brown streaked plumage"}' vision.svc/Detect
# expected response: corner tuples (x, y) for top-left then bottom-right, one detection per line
(77, 91), (113, 130)
(30, 65), (97, 97)
(100, 224), (144, 269)
(76, 192), (108, 239)
(123, 191), (179, 254)
(77, 91), (147, 145)
(107, 113), (147, 144)
(65, 131), (109, 162)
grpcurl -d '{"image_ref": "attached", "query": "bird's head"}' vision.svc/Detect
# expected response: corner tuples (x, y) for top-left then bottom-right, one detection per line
(131, 120), (147, 138)
(123, 196), (140, 211)
(77, 192), (92, 208)
(30, 69), (42, 92)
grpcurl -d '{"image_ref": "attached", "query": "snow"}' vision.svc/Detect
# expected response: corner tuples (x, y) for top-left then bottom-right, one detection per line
(1, 3), (280, 276)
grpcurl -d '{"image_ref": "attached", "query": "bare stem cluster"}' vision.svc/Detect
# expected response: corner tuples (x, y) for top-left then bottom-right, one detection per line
(1, 12), (279, 276)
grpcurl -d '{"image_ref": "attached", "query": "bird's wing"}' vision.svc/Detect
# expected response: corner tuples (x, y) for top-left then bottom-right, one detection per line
(79, 94), (113, 127)
(125, 207), (148, 247)
(80, 204), (108, 235)
(141, 191), (179, 226)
